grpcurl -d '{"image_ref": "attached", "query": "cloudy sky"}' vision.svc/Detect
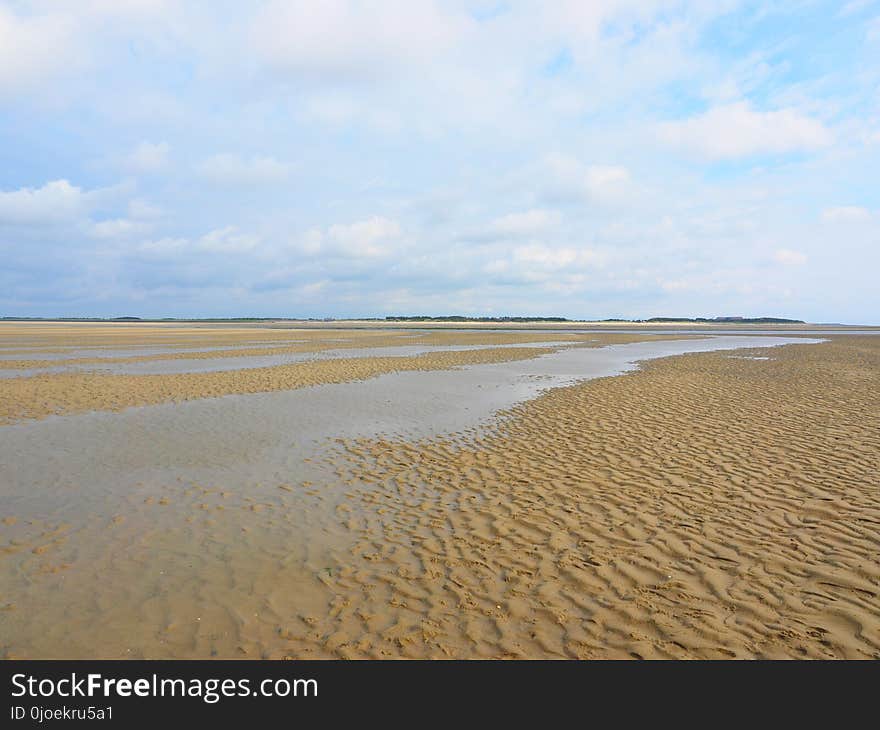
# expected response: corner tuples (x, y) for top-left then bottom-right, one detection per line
(1, 1), (878, 322)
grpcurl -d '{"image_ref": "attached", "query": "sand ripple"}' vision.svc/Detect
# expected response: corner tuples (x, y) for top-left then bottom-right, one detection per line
(309, 337), (880, 658)
(3, 324), (873, 659)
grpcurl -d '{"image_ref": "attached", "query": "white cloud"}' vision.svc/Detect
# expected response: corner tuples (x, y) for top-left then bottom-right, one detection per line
(0, 7), (77, 94)
(197, 227), (261, 253)
(840, 0), (875, 16)
(585, 165), (631, 203)
(128, 199), (163, 219)
(490, 209), (561, 237)
(542, 156), (632, 205)
(249, 0), (471, 82)
(585, 165), (630, 188)
(295, 217), (404, 259)
(513, 244), (601, 270)
(125, 141), (170, 173)
(91, 218), (149, 239)
(138, 236), (188, 255)
(325, 216), (402, 257)
(483, 259), (510, 275)
(137, 227), (261, 257)
(80, 0), (174, 18)
(197, 154), (290, 185)
(0, 180), (90, 224)
(773, 249), (807, 266)
(821, 206), (872, 222)
(300, 228), (324, 255)
(659, 102), (832, 160)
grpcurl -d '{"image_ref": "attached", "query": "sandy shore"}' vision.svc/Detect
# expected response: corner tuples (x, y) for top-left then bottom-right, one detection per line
(321, 336), (879, 658)
(0, 323), (877, 659)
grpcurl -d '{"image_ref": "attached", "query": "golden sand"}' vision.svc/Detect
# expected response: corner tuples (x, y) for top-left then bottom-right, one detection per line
(0, 322), (588, 350)
(2, 323), (876, 659)
(304, 336), (879, 658)
(0, 323), (311, 348)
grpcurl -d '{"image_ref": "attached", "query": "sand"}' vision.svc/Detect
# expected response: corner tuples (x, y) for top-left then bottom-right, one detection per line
(0, 322), (877, 659)
(320, 336), (880, 658)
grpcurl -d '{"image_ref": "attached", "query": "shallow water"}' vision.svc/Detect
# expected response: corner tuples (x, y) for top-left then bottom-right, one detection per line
(2, 336), (817, 507)
(0, 340), (576, 378)
(0, 335), (822, 657)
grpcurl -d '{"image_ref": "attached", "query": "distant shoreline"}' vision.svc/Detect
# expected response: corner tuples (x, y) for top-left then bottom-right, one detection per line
(2, 318), (877, 330)
(0, 315), (810, 324)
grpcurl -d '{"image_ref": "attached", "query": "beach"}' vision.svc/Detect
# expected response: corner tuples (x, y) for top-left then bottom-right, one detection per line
(331, 335), (880, 658)
(0, 323), (877, 658)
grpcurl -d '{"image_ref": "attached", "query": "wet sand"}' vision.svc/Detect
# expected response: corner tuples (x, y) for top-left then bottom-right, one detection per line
(330, 336), (880, 658)
(0, 327), (700, 424)
(0, 323), (876, 658)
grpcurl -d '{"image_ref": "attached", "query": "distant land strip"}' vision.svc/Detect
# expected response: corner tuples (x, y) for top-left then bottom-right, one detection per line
(383, 316), (807, 324)
(1, 315), (807, 324)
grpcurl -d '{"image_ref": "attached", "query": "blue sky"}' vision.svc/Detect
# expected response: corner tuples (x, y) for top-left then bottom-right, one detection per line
(0, 1), (878, 322)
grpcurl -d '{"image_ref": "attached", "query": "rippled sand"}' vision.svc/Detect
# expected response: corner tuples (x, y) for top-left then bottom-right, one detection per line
(0, 323), (876, 659)
(329, 337), (880, 658)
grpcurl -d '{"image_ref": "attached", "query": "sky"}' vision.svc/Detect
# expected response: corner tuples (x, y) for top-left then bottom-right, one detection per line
(0, 1), (878, 323)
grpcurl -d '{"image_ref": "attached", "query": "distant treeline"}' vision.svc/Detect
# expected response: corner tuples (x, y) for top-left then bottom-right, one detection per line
(643, 317), (805, 324)
(1, 317), (297, 322)
(384, 316), (570, 322)
(384, 315), (806, 323)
